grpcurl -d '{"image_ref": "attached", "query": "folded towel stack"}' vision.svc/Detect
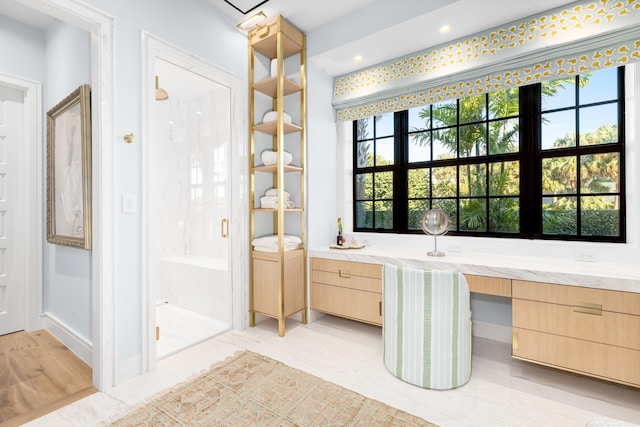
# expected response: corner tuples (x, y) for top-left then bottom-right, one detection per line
(260, 188), (295, 209)
(252, 234), (302, 252)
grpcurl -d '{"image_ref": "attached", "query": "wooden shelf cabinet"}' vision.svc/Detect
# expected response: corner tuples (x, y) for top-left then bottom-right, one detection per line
(512, 279), (640, 388)
(248, 16), (307, 336)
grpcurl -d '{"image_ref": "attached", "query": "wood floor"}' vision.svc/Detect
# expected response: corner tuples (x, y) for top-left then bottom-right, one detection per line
(0, 330), (96, 427)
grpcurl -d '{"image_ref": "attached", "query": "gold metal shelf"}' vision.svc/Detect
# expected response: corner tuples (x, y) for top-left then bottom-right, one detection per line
(253, 121), (302, 135)
(254, 164), (303, 173)
(252, 208), (304, 213)
(254, 77), (302, 98)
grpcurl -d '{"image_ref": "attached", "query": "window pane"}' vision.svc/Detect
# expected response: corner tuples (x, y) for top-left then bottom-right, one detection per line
(375, 136), (394, 165)
(356, 117), (373, 140)
(541, 110), (576, 149)
(356, 141), (373, 167)
(409, 106), (430, 130)
(581, 195), (619, 236)
(374, 171), (393, 199)
(542, 78), (576, 111)
(408, 132), (431, 162)
(432, 99), (457, 128)
(408, 168), (430, 198)
(432, 199), (457, 230)
(460, 94), (486, 123)
(433, 128), (457, 159)
(489, 118), (519, 154)
(375, 200), (393, 229)
(579, 104), (618, 145)
(459, 123), (487, 157)
(459, 198), (487, 231)
(354, 173), (371, 199)
(542, 156), (577, 195)
(432, 166), (457, 197)
(489, 87), (519, 119)
(489, 197), (519, 233)
(408, 200), (429, 230)
(580, 153), (619, 194)
(580, 67), (618, 105)
(459, 164), (486, 197)
(375, 113), (394, 137)
(355, 201), (372, 228)
(490, 161), (519, 196)
(542, 196), (577, 235)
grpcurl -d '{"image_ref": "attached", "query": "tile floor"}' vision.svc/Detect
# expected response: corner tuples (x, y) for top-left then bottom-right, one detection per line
(25, 315), (640, 427)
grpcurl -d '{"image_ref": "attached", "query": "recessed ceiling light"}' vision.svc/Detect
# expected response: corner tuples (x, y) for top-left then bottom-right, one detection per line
(354, 55), (363, 62)
(439, 24), (451, 34)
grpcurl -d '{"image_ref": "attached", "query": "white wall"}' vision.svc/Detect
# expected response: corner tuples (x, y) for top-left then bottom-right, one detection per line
(43, 19), (93, 342)
(0, 15), (45, 82)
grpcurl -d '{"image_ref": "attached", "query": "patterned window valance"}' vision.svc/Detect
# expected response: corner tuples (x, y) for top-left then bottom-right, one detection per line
(332, 0), (640, 122)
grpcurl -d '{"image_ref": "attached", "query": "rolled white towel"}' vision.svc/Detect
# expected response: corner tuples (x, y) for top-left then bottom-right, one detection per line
(261, 150), (293, 166)
(262, 110), (292, 124)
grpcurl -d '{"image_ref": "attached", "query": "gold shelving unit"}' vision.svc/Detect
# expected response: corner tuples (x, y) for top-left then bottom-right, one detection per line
(248, 16), (307, 336)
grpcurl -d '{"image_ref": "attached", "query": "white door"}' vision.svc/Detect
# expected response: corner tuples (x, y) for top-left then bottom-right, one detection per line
(0, 85), (26, 336)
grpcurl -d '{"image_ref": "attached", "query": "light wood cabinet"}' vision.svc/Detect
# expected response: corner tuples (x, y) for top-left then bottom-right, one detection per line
(512, 280), (640, 388)
(464, 274), (511, 297)
(310, 258), (383, 326)
(248, 16), (307, 336)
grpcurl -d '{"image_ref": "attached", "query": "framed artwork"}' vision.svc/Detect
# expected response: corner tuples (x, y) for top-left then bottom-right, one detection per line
(46, 84), (92, 250)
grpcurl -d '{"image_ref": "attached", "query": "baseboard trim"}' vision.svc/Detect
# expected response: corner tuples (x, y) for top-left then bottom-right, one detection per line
(42, 313), (93, 365)
(472, 320), (512, 343)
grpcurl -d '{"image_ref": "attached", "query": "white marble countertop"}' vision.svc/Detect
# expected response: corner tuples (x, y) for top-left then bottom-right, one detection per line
(308, 245), (640, 293)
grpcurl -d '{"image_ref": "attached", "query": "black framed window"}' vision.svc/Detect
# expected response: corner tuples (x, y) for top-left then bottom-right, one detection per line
(353, 66), (625, 242)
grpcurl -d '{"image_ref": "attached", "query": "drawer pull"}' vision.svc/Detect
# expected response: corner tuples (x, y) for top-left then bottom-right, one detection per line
(379, 301), (382, 316)
(338, 270), (351, 278)
(512, 331), (519, 351)
(573, 302), (602, 316)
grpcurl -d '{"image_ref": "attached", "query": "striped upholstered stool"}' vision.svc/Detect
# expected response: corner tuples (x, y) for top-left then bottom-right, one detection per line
(383, 264), (472, 390)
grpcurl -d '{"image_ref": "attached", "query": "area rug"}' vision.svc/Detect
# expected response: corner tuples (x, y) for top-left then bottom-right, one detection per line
(110, 350), (436, 426)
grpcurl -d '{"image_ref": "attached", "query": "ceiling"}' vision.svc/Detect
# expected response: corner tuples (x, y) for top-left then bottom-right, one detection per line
(209, 0), (578, 76)
(1, 0), (578, 76)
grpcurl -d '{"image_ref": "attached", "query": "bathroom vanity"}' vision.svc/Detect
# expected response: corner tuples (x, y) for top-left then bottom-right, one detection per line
(308, 246), (640, 388)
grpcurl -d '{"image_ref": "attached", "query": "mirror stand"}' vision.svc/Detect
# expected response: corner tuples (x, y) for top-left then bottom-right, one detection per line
(427, 235), (445, 257)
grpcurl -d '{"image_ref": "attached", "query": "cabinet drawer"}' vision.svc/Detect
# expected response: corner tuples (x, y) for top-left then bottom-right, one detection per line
(513, 299), (640, 350)
(311, 258), (382, 280)
(513, 328), (640, 387)
(311, 283), (382, 326)
(311, 270), (381, 293)
(512, 280), (640, 315)
(464, 274), (511, 297)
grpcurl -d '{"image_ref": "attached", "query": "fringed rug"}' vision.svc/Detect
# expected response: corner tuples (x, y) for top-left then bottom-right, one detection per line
(110, 350), (436, 426)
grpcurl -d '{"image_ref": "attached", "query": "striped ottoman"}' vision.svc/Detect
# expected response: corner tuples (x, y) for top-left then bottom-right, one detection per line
(383, 264), (472, 390)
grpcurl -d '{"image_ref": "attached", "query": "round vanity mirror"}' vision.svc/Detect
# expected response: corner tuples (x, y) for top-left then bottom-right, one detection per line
(421, 209), (450, 256)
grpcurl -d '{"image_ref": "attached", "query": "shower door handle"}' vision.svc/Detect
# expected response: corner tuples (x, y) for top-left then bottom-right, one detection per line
(221, 218), (229, 238)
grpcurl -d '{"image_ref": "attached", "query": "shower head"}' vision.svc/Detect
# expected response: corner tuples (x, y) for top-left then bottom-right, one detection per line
(155, 75), (169, 101)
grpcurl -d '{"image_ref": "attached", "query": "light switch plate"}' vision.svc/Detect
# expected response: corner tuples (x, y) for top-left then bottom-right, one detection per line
(122, 194), (137, 213)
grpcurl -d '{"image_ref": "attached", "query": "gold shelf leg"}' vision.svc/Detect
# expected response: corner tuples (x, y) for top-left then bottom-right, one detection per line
(278, 318), (285, 337)
(249, 311), (255, 327)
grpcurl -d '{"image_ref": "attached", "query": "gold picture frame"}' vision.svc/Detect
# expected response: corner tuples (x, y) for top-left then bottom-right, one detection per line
(46, 84), (92, 250)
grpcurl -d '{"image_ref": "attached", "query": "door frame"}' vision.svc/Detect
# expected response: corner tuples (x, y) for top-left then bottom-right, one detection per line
(141, 33), (248, 373)
(0, 73), (44, 333)
(22, 0), (116, 391)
